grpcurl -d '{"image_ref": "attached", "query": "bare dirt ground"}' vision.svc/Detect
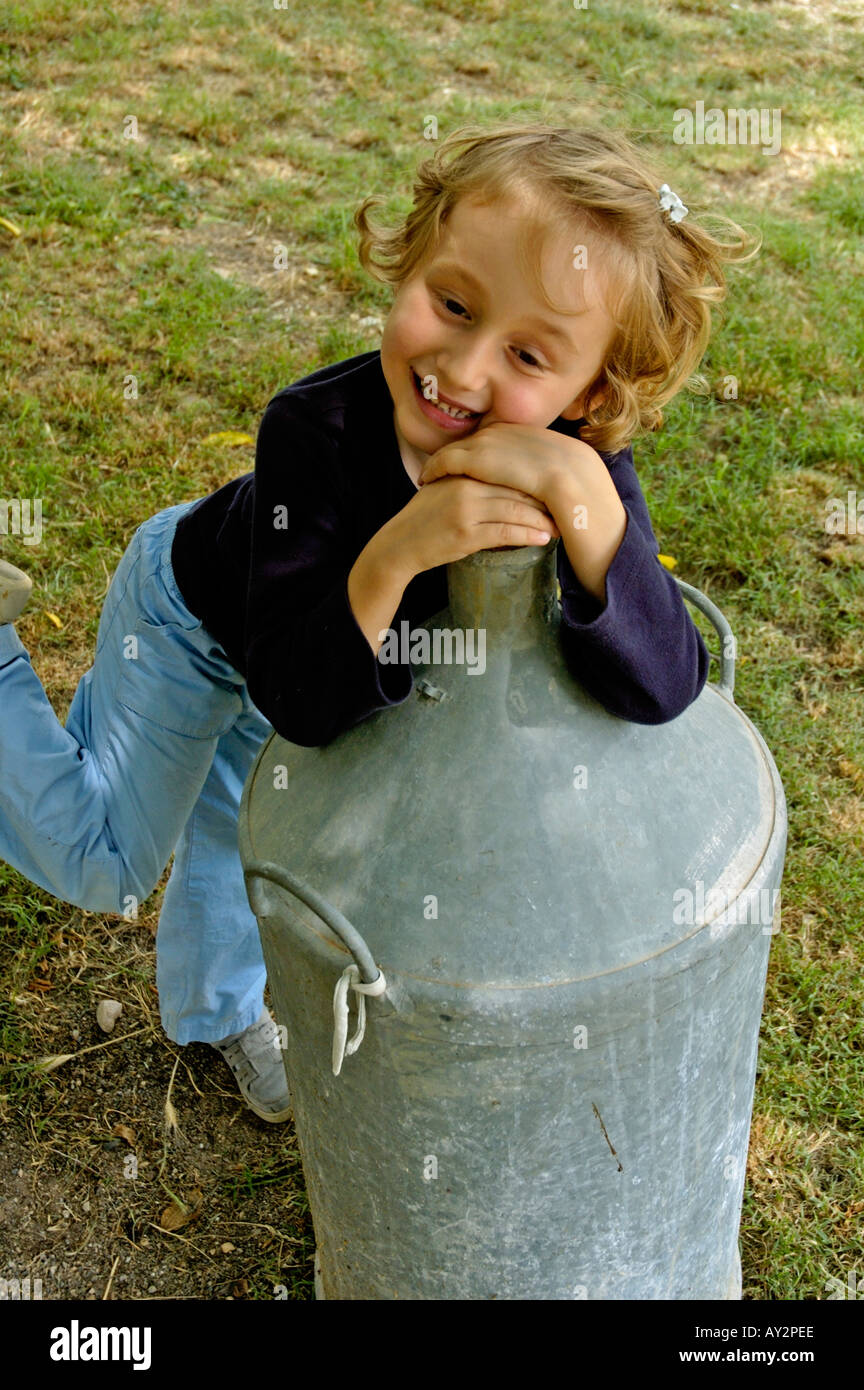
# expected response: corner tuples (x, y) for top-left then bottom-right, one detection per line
(1, 880), (315, 1301)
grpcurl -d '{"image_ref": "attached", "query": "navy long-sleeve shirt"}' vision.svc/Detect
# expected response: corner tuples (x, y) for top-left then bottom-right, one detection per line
(170, 351), (709, 745)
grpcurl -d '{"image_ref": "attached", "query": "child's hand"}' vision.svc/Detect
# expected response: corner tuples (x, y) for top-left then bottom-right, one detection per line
(347, 475), (559, 657)
(380, 474), (559, 579)
(418, 422), (627, 604)
(418, 421), (596, 509)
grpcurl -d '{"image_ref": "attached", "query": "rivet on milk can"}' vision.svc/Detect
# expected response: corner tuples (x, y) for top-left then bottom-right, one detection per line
(239, 539), (787, 1300)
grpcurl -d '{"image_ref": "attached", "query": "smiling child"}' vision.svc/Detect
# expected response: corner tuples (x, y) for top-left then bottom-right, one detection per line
(0, 122), (755, 1118)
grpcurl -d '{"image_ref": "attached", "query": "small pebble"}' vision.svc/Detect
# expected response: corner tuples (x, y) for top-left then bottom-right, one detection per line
(96, 999), (123, 1033)
(221, 1242), (235, 1253)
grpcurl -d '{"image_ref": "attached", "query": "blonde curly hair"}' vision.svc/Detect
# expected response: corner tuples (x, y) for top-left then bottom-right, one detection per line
(355, 122), (759, 454)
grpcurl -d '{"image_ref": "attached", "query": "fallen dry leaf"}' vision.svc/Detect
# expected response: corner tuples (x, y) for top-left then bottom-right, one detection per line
(159, 1201), (188, 1232)
(112, 1123), (136, 1146)
(159, 1189), (203, 1232)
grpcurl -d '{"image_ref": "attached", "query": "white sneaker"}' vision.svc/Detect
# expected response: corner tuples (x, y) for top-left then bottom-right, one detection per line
(210, 1009), (293, 1123)
(0, 561), (32, 624)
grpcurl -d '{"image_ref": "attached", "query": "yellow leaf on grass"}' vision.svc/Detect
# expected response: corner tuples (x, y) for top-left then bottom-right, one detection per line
(202, 431), (254, 447)
(44, 612), (63, 629)
(657, 553), (677, 570)
(0, 216), (22, 237)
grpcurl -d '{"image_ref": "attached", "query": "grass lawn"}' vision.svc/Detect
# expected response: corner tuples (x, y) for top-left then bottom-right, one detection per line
(0, 0), (862, 1300)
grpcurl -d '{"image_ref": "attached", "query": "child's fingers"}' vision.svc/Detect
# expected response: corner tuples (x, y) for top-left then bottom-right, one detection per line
(472, 521), (555, 550)
(494, 492), (559, 537)
(472, 481), (552, 508)
(424, 475), (555, 517)
(419, 444), (504, 487)
(476, 496), (559, 539)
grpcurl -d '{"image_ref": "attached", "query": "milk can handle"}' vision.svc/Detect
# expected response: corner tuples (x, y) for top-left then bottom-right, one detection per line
(243, 859), (386, 1075)
(672, 576), (736, 700)
(243, 859), (380, 983)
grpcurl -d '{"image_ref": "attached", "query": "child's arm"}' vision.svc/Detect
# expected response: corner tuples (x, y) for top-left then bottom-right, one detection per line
(552, 443), (710, 724)
(418, 423), (709, 724)
(245, 396), (555, 745)
(347, 474), (557, 654)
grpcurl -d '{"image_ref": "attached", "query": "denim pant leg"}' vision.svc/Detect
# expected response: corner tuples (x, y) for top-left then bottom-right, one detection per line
(0, 501), (273, 1043)
(157, 694), (273, 1045)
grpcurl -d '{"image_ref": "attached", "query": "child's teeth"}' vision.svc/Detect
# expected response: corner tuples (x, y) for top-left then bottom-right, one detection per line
(418, 373), (473, 418)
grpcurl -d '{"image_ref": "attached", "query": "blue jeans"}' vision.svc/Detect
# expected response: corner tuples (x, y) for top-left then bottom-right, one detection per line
(0, 501), (273, 1044)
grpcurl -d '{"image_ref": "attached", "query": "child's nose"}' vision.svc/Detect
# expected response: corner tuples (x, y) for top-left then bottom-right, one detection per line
(438, 339), (492, 401)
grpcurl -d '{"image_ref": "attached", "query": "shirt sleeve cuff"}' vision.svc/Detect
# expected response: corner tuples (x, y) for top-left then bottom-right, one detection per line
(558, 507), (643, 631)
(339, 582), (415, 708)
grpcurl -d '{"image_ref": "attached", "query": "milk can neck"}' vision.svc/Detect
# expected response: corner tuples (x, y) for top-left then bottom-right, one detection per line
(446, 540), (559, 639)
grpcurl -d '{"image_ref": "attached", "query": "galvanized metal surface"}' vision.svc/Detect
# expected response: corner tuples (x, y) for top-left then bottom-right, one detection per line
(240, 541), (787, 1300)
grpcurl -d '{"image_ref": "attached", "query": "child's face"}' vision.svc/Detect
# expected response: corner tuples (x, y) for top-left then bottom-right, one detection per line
(380, 193), (618, 475)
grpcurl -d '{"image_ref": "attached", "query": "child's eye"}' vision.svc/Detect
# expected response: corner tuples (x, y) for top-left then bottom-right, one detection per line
(437, 293), (469, 318)
(512, 347), (544, 369)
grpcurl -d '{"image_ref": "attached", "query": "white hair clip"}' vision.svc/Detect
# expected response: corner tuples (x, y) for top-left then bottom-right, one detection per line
(658, 183), (689, 224)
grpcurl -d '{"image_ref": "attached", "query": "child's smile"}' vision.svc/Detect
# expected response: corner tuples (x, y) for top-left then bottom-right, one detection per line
(409, 366), (482, 430)
(380, 193), (618, 481)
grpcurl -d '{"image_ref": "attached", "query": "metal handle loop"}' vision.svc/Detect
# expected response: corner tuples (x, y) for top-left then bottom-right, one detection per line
(243, 858), (381, 985)
(244, 859), (387, 1074)
(672, 576), (736, 700)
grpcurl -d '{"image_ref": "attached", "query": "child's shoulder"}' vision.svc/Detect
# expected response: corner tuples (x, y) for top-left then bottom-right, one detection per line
(264, 350), (387, 426)
(254, 350), (396, 495)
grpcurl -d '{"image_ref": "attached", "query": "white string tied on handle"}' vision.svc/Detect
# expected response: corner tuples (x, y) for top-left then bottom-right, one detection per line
(332, 964), (387, 1076)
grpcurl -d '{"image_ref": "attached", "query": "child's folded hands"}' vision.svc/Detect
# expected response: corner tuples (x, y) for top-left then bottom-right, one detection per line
(419, 421), (605, 514)
(418, 422), (628, 601)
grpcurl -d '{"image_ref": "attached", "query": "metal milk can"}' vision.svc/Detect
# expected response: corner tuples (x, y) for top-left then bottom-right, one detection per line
(239, 541), (786, 1300)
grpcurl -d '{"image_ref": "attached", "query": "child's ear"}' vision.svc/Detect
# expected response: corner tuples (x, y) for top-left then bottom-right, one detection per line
(560, 380), (607, 421)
